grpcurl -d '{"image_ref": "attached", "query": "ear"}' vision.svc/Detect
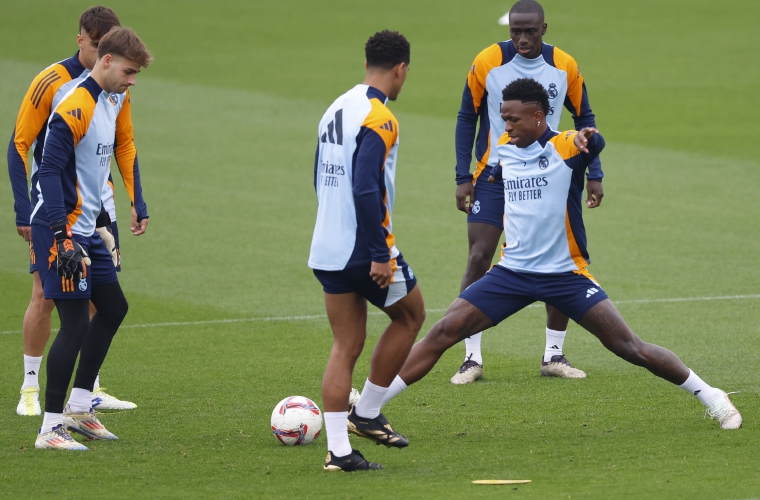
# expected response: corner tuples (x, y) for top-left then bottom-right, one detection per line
(395, 62), (407, 78)
(364, 60), (368, 71)
(102, 53), (113, 68)
(534, 108), (545, 122)
(542, 23), (547, 36)
(76, 34), (84, 49)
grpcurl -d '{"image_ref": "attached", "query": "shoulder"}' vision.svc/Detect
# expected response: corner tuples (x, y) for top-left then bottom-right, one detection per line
(546, 45), (578, 72)
(26, 62), (71, 107)
(54, 83), (99, 136)
(497, 132), (512, 146)
(362, 98), (397, 140)
(474, 42), (513, 70)
(548, 130), (580, 160)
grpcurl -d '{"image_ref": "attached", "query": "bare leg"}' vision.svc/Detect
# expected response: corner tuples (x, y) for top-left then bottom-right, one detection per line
(322, 292), (367, 412)
(400, 299), (493, 385)
(545, 304), (570, 331)
(23, 271), (55, 357)
(460, 223), (503, 292)
(368, 286), (426, 386)
(579, 299), (689, 385)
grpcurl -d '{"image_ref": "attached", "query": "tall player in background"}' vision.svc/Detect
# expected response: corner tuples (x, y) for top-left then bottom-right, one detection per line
(7, 7), (147, 416)
(33, 27), (153, 450)
(309, 31), (426, 471)
(451, 0), (604, 384)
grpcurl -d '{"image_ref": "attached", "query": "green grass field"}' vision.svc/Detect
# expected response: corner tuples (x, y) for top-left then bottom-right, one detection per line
(1, 1), (759, 498)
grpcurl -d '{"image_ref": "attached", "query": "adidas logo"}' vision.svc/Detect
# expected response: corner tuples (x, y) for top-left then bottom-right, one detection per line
(694, 390), (701, 395)
(66, 108), (82, 120)
(586, 287), (599, 298)
(320, 109), (343, 145)
(379, 120), (394, 132)
(26, 370), (36, 375)
(549, 345), (559, 350)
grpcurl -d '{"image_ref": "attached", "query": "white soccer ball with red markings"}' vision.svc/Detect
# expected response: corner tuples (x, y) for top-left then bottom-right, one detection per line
(270, 396), (323, 446)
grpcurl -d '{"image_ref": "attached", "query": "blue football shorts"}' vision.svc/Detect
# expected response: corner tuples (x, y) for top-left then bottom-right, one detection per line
(459, 264), (609, 324)
(313, 254), (418, 309)
(31, 223), (118, 300)
(466, 166), (504, 229)
(30, 220), (121, 273)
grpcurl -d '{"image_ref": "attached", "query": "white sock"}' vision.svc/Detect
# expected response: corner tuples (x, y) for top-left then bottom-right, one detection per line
(543, 328), (566, 362)
(464, 332), (483, 365)
(41, 412), (63, 434)
(93, 373), (101, 390)
(679, 369), (723, 405)
(323, 411), (352, 457)
(354, 379), (389, 419)
(67, 388), (92, 413)
(381, 375), (408, 406)
(22, 355), (43, 389)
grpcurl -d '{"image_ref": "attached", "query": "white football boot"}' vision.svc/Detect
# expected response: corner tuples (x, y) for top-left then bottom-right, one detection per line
(92, 387), (137, 410)
(35, 424), (88, 450)
(540, 355), (586, 379)
(450, 356), (483, 385)
(705, 391), (742, 429)
(17, 386), (41, 416)
(63, 405), (118, 440)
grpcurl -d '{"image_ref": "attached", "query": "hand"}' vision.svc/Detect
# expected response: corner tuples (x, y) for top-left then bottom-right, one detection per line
(130, 209), (148, 236)
(574, 127), (599, 153)
(585, 180), (604, 208)
(369, 261), (392, 289)
(96, 226), (121, 267)
(455, 182), (475, 214)
(51, 222), (91, 281)
(16, 226), (31, 242)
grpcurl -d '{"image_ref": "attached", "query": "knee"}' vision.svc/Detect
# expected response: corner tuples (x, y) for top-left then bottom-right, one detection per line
(98, 294), (129, 325)
(614, 340), (648, 366)
(428, 317), (462, 351)
(334, 335), (365, 360)
(466, 247), (492, 271)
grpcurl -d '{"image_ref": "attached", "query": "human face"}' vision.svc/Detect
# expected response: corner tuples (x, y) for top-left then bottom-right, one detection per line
(500, 99), (544, 148)
(387, 62), (409, 101)
(100, 54), (141, 94)
(508, 12), (546, 59)
(76, 30), (100, 70)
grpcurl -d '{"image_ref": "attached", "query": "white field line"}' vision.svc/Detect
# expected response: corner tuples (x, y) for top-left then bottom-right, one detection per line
(0, 294), (758, 336)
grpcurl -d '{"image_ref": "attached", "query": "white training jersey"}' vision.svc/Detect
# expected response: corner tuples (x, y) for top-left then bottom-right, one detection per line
(308, 84), (400, 271)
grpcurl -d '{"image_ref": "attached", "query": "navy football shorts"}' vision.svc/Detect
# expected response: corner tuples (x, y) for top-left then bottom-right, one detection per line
(466, 166), (504, 229)
(31, 223), (118, 300)
(459, 265), (609, 324)
(30, 220), (121, 273)
(313, 254), (417, 309)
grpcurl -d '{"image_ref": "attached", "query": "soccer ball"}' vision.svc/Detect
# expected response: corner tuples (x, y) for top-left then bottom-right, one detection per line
(270, 396), (323, 446)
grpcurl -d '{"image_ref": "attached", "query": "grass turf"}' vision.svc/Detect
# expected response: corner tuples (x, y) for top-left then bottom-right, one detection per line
(0, 0), (759, 498)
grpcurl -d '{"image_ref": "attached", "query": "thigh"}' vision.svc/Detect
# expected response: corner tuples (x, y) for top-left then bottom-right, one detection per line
(459, 266), (536, 325)
(323, 291), (367, 345)
(467, 172), (505, 229)
(539, 270), (609, 323)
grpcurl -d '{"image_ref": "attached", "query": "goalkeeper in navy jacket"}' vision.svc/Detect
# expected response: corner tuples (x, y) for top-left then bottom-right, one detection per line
(31, 27), (153, 451)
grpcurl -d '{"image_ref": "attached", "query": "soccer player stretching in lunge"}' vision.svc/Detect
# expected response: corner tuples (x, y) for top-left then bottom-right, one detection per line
(309, 31), (426, 471)
(379, 78), (741, 431)
(33, 27), (153, 450)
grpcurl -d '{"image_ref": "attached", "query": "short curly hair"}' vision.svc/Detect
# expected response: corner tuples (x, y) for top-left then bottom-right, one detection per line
(502, 78), (550, 116)
(365, 30), (410, 70)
